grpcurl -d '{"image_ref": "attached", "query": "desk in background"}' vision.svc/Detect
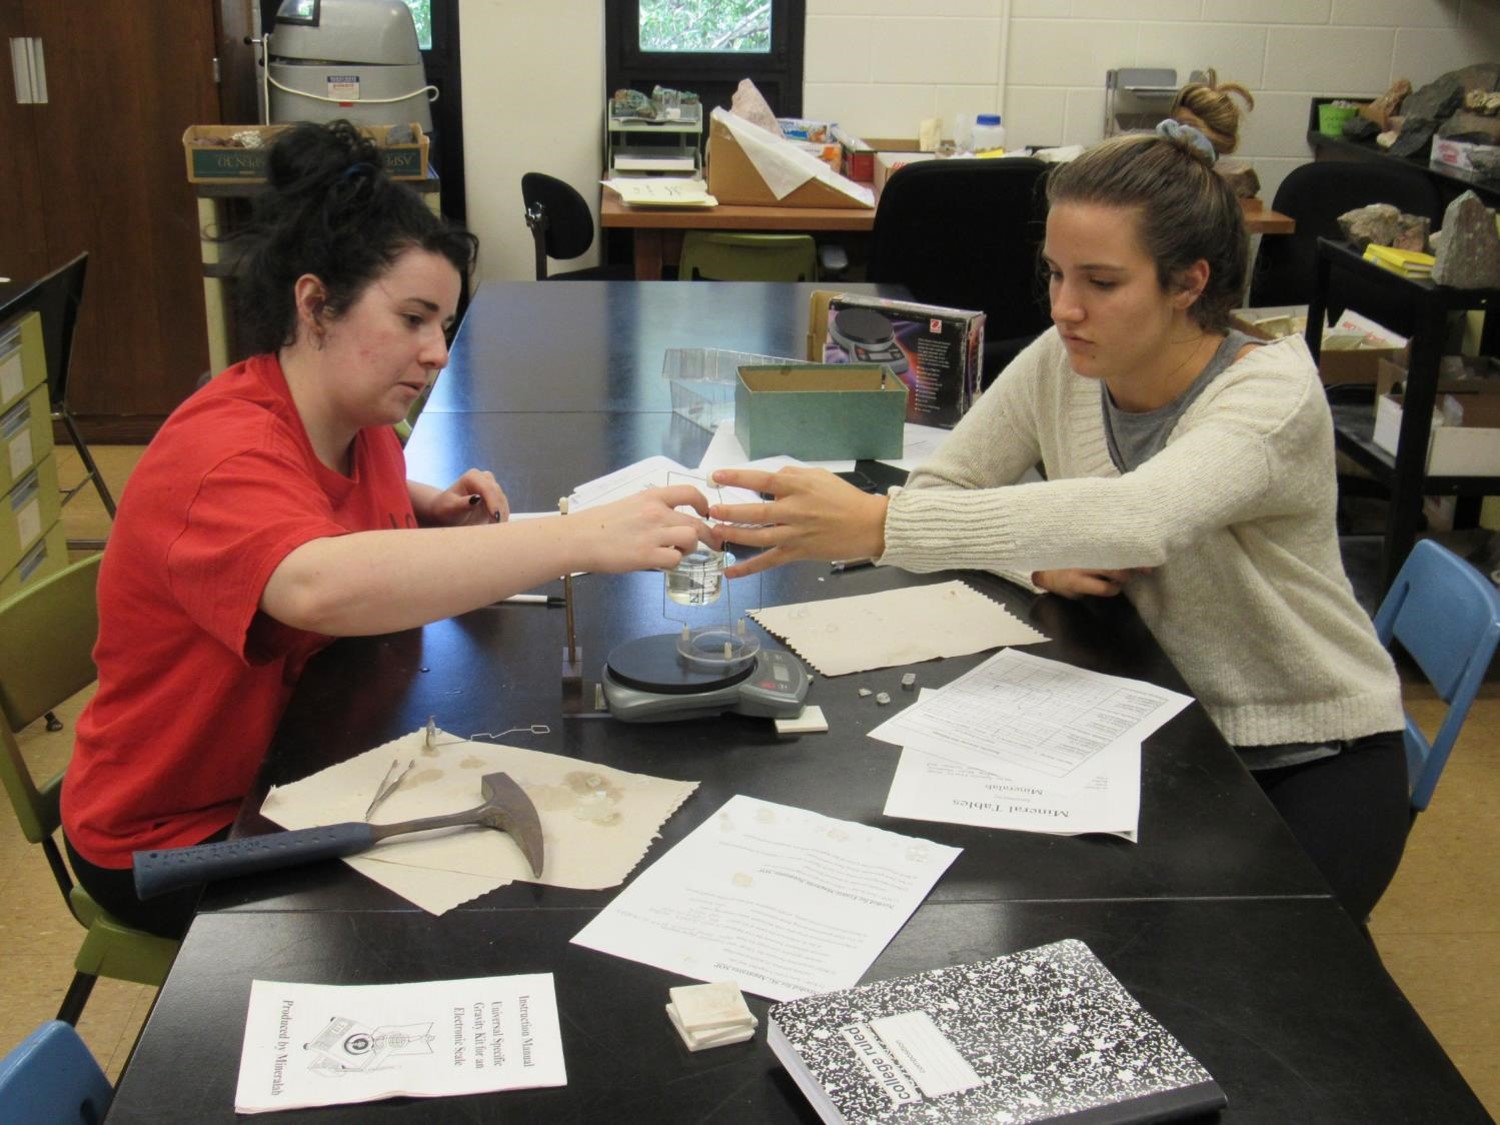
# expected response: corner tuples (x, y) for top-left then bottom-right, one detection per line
(107, 283), (1480, 1123)
(602, 193), (1293, 280)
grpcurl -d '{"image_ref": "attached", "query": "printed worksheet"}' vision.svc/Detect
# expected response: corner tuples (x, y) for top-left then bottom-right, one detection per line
(869, 648), (1190, 783)
(234, 975), (565, 1114)
(571, 795), (959, 1002)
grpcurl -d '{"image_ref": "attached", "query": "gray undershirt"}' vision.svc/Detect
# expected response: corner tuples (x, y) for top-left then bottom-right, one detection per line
(1101, 329), (1256, 474)
(1100, 330), (1340, 772)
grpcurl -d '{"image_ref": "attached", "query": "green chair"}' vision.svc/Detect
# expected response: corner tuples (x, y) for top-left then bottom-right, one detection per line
(393, 380), (433, 446)
(677, 231), (818, 281)
(0, 555), (178, 1025)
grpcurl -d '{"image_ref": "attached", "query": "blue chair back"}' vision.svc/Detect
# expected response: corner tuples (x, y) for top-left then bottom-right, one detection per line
(0, 1021), (111, 1125)
(1373, 540), (1500, 811)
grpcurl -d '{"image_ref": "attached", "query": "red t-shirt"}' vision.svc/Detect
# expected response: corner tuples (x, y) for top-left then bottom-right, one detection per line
(62, 353), (415, 868)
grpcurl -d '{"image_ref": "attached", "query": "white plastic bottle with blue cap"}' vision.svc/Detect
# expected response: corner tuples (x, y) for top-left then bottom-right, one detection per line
(971, 113), (1006, 154)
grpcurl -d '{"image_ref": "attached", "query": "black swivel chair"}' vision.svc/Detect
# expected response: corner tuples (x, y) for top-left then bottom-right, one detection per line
(520, 173), (634, 281)
(1249, 162), (1446, 534)
(1249, 160), (1445, 337)
(31, 254), (116, 537)
(867, 158), (1053, 388)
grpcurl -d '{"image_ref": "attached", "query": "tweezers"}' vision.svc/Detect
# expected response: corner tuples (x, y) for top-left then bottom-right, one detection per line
(364, 758), (416, 821)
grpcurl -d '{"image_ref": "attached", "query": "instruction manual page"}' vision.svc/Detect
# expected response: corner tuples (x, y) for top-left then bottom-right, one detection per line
(234, 974), (566, 1114)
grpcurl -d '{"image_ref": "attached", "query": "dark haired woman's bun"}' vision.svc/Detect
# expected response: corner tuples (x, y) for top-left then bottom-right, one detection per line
(266, 119), (382, 195)
(1171, 69), (1253, 156)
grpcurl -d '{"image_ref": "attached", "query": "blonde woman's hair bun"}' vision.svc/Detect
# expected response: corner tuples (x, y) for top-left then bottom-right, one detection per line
(1171, 68), (1254, 155)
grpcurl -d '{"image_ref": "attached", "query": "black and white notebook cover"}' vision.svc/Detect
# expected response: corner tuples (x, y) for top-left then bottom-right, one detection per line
(768, 938), (1225, 1124)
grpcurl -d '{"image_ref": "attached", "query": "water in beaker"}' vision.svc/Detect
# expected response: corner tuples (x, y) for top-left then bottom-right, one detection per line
(666, 546), (725, 605)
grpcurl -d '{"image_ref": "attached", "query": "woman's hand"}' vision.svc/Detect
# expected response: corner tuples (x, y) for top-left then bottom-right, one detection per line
(573, 485), (719, 574)
(416, 469), (510, 527)
(1031, 567), (1149, 599)
(708, 467), (887, 578)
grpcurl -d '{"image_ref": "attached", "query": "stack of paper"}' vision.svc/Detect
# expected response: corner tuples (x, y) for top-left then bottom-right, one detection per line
(603, 177), (717, 208)
(870, 649), (1193, 842)
(1363, 243), (1434, 278)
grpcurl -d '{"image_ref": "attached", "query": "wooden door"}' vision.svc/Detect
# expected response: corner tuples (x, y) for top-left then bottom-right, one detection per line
(6, 1), (220, 437)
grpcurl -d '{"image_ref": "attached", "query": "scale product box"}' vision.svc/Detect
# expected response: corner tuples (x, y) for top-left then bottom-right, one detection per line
(182, 123), (429, 182)
(806, 291), (984, 428)
(734, 363), (906, 461)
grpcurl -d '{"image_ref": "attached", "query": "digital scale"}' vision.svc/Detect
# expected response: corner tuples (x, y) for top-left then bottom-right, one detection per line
(828, 307), (910, 375)
(601, 631), (809, 723)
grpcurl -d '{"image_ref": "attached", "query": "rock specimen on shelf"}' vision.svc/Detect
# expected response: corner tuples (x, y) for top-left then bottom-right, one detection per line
(1360, 78), (1412, 130)
(1338, 203), (1430, 252)
(1215, 158), (1259, 198)
(1431, 191), (1500, 289)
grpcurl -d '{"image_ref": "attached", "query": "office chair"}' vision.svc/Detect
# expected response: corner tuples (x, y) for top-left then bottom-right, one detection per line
(520, 172), (634, 280)
(677, 231), (818, 281)
(32, 254), (116, 533)
(0, 1020), (112, 1125)
(1373, 539), (1500, 813)
(1249, 160), (1444, 336)
(867, 157), (1053, 388)
(0, 555), (179, 1025)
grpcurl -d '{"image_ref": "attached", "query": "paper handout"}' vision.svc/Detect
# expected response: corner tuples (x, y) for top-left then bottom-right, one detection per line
(260, 727), (699, 914)
(870, 648), (1191, 785)
(886, 740), (1141, 842)
(234, 975), (565, 1114)
(749, 580), (1047, 676)
(881, 685), (1142, 841)
(570, 795), (960, 1002)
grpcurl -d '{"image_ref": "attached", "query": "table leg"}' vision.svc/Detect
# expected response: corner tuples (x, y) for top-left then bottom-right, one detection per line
(633, 231), (664, 281)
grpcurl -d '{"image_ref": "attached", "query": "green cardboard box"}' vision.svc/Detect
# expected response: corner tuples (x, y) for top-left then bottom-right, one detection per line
(182, 123), (428, 182)
(735, 363), (907, 461)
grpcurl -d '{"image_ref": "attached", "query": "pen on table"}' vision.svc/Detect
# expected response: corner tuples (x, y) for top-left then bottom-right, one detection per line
(498, 594), (564, 606)
(830, 558), (875, 573)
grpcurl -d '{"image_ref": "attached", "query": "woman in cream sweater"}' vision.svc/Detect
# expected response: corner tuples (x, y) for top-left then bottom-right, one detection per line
(710, 117), (1408, 922)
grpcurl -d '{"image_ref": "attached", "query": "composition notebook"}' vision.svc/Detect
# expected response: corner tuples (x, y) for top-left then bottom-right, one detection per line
(768, 939), (1225, 1124)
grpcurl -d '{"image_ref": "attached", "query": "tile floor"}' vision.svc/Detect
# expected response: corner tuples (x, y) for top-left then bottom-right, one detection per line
(1, 445), (1496, 1114)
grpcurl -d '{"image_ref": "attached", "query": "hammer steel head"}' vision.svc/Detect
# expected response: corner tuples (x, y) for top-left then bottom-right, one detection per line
(479, 771), (546, 878)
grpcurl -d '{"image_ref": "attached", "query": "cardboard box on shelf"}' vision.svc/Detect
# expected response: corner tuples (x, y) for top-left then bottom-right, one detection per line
(734, 363), (907, 461)
(182, 123), (429, 182)
(806, 290), (984, 428)
(1374, 355), (1500, 399)
(705, 114), (871, 209)
(1373, 392), (1500, 475)
(1430, 137), (1500, 182)
(873, 151), (941, 199)
(1230, 306), (1409, 387)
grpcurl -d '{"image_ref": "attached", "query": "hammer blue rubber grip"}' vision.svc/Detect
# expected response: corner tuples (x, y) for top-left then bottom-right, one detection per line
(132, 821), (376, 900)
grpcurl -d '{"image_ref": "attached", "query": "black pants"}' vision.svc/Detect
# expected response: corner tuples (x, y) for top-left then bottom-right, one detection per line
(1249, 730), (1410, 921)
(64, 827), (229, 941)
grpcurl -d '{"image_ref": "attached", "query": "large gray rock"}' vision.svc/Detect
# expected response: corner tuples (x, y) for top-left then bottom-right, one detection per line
(1452, 62), (1500, 96)
(1402, 74), (1465, 121)
(1432, 191), (1500, 289)
(1439, 111), (1500, 144)
(1389, 116), (1440, 158)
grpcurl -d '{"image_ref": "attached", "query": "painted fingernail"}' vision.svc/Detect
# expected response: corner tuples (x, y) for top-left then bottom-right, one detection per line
(493, 510), (504, 522)
(468, 494), (482, 506)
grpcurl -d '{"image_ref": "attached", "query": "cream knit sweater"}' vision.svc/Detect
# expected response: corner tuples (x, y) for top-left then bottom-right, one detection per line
(881, 329), (1403, 748)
